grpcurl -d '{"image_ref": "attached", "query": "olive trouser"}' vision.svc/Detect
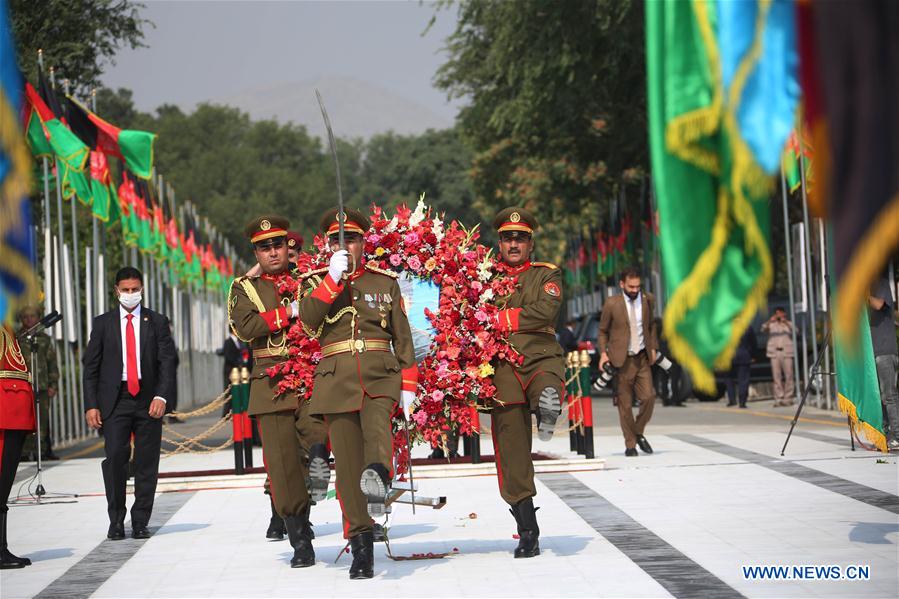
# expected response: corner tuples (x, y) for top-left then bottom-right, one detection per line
(325, 395), (394, 539)
(616, 351), (656, 449)
(491, 372), (564, 505)
(257, 402), (327, 518)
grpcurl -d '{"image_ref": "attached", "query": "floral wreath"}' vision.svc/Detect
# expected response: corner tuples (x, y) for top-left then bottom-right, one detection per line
(266, 198), (522, 475)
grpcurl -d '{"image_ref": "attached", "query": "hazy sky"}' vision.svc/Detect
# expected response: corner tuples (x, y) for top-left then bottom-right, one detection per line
(102, 0), (461, 119)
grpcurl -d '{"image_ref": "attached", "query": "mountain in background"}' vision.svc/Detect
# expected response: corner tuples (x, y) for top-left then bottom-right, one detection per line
(217, 76), (455, 139)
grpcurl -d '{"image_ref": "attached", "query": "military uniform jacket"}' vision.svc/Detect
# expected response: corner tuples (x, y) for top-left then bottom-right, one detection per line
(298, 263), (418, 415)
(0, 325), (36, 431)
(228, 273), (300, 416)
(492, 262), (566, 405)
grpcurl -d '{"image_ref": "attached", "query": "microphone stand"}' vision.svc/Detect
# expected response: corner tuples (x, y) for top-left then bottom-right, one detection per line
(11, 312), (78, 505)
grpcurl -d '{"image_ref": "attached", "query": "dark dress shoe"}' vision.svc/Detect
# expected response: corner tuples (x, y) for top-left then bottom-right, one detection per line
(625, 448), (638, 457)
(636, 435), (654, 454)
(107, 523), (126, 540)
(132, 525), (151, 539)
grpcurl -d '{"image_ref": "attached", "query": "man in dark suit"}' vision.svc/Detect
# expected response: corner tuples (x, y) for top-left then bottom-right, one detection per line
(83, 266), (176, 540)
(598, 267), (659, 457)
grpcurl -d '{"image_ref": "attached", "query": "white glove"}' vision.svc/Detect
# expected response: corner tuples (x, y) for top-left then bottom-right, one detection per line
(289, 300), (298, 319)
(400, 390), (416, 420)
(328, 249), (349, 282)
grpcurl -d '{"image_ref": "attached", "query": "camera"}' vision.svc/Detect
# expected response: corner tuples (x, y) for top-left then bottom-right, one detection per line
(592, 361), (618, 392)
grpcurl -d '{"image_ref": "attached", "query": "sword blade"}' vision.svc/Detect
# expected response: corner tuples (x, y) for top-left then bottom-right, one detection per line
(314, 88), (345, 248)
(403, 418), (416, 515)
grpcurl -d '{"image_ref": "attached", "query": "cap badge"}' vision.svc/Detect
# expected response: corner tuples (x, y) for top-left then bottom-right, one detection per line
(260, 219), (272, 231)
(510, 212), (521, 223)
(288, 239), (296, 247)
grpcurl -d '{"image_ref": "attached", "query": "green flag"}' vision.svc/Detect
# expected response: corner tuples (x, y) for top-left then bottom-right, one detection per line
(646, 0), (794, 392)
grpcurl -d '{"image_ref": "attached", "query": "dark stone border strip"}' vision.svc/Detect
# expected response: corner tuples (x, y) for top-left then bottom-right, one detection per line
(539, 472), (745, 599)
(671, 434), (899, 515)
(34, 491), (196, 599)
(788, 429), (852, 447)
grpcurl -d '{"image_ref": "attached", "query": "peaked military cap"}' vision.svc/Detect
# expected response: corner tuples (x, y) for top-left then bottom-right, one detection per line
(244, 215), (290, 245)
(493, 207), (538, 235)
(320, 207), (370, 236)
(286, 230), (304, 249)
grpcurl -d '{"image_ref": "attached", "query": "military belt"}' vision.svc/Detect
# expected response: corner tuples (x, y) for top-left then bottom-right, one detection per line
(253, 347), (289, 359)
(320, 338), (391, 357)
(513, 327), (557, 335)
(0, 371), (32, 383)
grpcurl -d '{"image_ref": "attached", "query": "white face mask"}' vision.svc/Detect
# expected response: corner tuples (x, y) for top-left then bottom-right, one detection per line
(118, 290), (142, 310)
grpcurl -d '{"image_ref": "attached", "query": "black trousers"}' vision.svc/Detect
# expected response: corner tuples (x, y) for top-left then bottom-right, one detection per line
(1, 429), (28, 513)
(725, 363), (751, 406)
(101, 386), (162, 527)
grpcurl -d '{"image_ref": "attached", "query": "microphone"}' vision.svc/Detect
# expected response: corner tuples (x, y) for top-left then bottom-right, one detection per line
(17, 310), (62, 341)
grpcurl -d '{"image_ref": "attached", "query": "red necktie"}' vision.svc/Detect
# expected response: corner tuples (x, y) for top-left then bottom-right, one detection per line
(126, 314), (140, 396)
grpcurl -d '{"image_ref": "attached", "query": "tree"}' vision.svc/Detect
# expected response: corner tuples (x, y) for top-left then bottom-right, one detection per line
(11, 0), (148, 95)
(434, 0), (647, 262)
(93, 88), (478, 261)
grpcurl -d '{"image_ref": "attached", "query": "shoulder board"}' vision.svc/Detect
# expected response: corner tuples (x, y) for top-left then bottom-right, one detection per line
(532, 262), (558, 270)
(299, 267), (329, 280)
(364, 264), (399, 279)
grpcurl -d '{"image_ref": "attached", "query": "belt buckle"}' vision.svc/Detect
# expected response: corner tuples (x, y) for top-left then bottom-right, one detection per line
(353, 339), (366, 353)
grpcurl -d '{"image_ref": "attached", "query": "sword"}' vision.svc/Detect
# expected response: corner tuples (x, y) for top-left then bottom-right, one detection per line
(402, 418), (416, 515)
(314, 89), (345, 249)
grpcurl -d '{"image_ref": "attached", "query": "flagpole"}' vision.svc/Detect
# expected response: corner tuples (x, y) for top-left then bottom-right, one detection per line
(797, 135), (820, 408)
(62, 79), (84, 355)
(50, 67), (74, 446)
(90, 88), (101, 320)
(780, 167), (802, 406)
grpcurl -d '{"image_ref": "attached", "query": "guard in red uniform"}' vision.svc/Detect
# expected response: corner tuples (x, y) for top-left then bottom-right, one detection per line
(0, 325), (36, 569)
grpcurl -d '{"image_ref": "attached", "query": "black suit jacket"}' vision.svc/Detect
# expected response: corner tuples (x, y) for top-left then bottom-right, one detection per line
(82, 306), (177, 419)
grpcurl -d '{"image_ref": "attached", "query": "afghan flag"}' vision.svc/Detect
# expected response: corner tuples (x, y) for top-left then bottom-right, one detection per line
(65, 94), (156, 179)
(23, 81), (88, 171)
(827, 230), (885, 451)
(646, 0), (798, 392)
(799, 0), (899, 345)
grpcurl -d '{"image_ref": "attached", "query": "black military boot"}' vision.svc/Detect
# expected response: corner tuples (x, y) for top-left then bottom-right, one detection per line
(1, 512), (31, 569)
(360, 463), (391, 517)
(308, 443), (331, 503)
(266, 496), (285, 540)
(283, 512), (315, 568)
(348, 531), (374, 579)
(509, 498), (540, 558)
(301, 502), (314, 540)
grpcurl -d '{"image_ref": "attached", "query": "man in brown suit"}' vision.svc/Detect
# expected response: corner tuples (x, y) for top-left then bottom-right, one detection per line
(598, 267), (658, 456)
(228, 216), (330, 568)
(489, 207), (566, 559)
(298, 207), (418, 580)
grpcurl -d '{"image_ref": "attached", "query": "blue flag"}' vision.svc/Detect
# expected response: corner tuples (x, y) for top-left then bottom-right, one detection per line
(0, 0), (38, 323)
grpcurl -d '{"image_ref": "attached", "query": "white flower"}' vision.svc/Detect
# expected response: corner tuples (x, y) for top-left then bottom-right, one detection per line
(409, 194), (427, 227)
(386, 216), (398, 232)
(480, 288), (495, 302)
(432, 214), (444, 242)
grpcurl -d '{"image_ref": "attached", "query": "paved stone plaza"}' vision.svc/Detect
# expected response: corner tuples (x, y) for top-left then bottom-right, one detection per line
(2, 400), (897, 598)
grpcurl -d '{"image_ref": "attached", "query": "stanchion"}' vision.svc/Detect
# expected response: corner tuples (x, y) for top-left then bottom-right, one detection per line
(580, 395), (595, 459)
(468, 404), (481, 464)
(240, 367), (253, 468)
(565, 353), (578, 452)
(229, 368), (244, 475)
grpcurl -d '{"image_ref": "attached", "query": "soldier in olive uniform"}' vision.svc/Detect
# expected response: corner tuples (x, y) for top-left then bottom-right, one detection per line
(227, 216), (330, 568)
(298, 207), (418, 580)
(488, 207), (565, 559)
(18, 305), (59, 461)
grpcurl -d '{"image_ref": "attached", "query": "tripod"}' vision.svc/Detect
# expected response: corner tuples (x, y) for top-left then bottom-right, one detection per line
(11, 314), (78, 505)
